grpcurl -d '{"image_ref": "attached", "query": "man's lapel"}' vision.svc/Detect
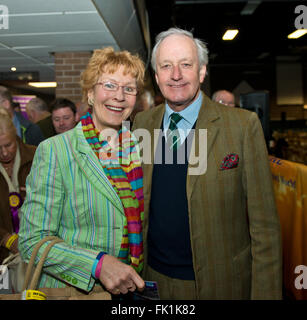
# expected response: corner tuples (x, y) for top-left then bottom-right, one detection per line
(69, 124), (124, 214)
(142, 105), (165, 200)
(186, 94), (220, 201)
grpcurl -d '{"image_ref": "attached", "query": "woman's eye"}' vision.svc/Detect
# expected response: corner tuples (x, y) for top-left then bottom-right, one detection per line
(104, 82), (116, 89)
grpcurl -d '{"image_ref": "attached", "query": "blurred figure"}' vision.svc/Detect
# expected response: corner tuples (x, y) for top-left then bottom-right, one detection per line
(212, 90), (235, 107)
(50, 98), (78, 134)
(130, 90), (155, 123)
(26, 97), (56, 139)
(0, 86), (45, 146)
(12, 102), (21, 113)
(75, 101), (89, 122)
(154, 93), (164, 106)
(0, 107), (36, 264)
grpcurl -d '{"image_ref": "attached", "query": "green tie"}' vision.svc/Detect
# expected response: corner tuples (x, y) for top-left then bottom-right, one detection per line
(167, 113), (183, 150)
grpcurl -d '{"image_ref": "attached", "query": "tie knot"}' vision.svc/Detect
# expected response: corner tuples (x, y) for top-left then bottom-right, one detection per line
(170, 113), (182, 125)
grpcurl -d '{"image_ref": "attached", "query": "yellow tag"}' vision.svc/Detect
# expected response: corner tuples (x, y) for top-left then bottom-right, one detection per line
(24, 290), (47, 300)
(9, 194), (20, 207)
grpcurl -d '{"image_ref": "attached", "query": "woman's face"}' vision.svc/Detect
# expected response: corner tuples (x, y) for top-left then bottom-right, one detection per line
(0, 133), (17, 164)
(88, 65), (137, 132)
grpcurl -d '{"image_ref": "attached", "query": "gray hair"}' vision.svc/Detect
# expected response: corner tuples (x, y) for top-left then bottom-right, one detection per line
(26, 97), (48, 112)
(151, 27), (209, 72)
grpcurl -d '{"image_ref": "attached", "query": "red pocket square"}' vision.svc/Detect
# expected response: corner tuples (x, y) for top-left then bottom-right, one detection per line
(220, 153), (239, 170)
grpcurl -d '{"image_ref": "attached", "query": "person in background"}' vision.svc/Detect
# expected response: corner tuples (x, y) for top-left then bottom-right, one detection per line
(12, 102), (21, 113)
(212, 89), (236, 107)
(26, 97), (56, 139)
(129, 90), (155, 123)
(75, 101), (89, 122)
(50, 98), (78, 134)
(132, 27), (282, 299)
(18, 47), (145, 297)
(0, 107), (36, 264)
(0, 86), (45, 146)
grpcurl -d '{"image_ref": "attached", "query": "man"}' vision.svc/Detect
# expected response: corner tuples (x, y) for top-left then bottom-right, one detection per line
(50, 98), (78, 134)
(132, 28), (282, 299)
(212, 90), (236, 107)
(0, 86), (44, 146)
(26, 97), (56, 139)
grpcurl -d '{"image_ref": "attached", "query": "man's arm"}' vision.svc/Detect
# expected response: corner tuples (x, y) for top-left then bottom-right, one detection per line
(242, 112), (282, 299)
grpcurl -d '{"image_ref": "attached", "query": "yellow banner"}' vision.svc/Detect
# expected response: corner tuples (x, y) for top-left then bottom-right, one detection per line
(270, 156), (307, 300)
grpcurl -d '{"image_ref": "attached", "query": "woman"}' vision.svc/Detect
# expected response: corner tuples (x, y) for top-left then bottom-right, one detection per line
(0, 107), (36, 264)
(18, 47), (145, 296)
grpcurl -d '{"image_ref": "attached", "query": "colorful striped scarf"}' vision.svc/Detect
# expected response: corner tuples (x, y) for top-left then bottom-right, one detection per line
(81, 112), (144, 273)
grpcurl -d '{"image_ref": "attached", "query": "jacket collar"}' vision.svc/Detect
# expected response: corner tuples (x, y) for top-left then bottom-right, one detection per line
(69, 123), (124, 214)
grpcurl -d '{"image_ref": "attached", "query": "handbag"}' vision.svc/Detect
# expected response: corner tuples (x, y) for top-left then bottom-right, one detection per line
(0, 236), (111, 300)
(2, 252), (27, 293)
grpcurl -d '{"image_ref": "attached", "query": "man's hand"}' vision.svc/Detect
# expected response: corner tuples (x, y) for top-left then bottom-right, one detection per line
(98, 254), (145, 295)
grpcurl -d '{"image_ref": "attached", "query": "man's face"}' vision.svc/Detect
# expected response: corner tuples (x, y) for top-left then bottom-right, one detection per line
(154, 34), (206, 111)
(215, 92), (235, 107)
(52, 107), (77, 134)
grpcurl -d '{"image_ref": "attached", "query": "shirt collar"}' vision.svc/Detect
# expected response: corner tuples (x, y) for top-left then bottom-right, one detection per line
(165, 91), (203, 125)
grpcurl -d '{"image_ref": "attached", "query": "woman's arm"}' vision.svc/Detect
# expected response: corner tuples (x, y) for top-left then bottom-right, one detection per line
(18, 138), (98, 291)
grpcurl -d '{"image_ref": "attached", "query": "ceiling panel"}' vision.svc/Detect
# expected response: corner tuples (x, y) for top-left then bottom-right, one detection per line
(1, 0), (96, 14)
(0, 31), (116, 47)
(3, 13), (107, 34)
(0, 0), (146, 94)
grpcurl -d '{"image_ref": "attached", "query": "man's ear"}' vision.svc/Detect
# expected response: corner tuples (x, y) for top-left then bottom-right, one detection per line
(155, 72), (160, 86)
(199, 65), (207, 84)
(75, 113), (80, 122)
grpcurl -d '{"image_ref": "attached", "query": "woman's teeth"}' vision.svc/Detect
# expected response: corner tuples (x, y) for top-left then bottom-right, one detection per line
(106, 105), (123, 112)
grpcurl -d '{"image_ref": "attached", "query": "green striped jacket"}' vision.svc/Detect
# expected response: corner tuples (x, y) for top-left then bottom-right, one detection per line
(18, 123), (126, 291)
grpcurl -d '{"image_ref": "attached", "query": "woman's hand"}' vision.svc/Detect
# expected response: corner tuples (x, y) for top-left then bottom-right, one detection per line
(98, 254), (145, 295)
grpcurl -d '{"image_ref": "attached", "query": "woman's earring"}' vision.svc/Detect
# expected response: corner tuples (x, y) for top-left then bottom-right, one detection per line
(88, 97), (94, 106)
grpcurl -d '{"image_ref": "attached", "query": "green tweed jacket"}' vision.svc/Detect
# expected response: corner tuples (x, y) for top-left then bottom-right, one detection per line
(18, 123), (125, 291)
(132, 93), (282, 299)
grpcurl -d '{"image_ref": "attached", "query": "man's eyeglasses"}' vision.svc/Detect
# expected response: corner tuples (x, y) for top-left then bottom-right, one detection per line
(95, 81), (138, 96)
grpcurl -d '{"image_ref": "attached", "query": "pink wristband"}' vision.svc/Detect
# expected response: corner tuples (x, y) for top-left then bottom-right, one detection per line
(95, 253), (106, 278)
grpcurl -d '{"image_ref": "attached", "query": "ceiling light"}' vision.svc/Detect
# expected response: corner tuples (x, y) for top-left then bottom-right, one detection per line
(28, 82), (57, 88)
(222, 29), (239, 40)
(287, 29), (307, 39)
(11, 67), (17, 71)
